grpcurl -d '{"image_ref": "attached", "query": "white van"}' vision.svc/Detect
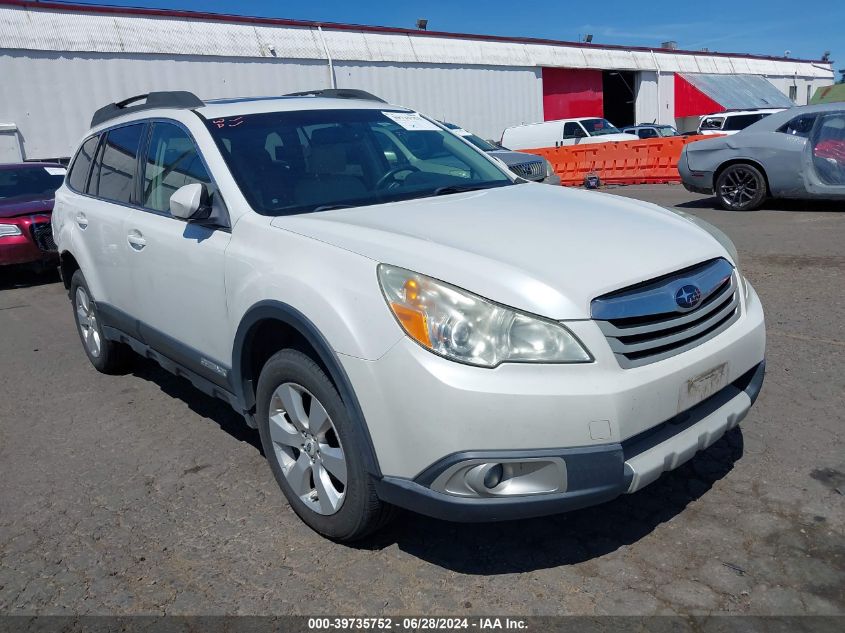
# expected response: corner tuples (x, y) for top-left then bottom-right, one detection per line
(502, 117), (638, 150)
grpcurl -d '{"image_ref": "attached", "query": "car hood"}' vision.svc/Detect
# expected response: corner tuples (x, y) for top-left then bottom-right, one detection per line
(487, 150), (543, 166)
(270, 184), (730, 319)
(0, 197), (54, 219)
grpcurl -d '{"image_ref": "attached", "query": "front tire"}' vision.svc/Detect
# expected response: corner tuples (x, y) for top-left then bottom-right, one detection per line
(256, 349), (394, 541)
(69, 270), (131, 374)
(715, 163), (767, 211)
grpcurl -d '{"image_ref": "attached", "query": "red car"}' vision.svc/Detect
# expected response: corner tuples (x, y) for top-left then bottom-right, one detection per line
(0, 162), (66, 269)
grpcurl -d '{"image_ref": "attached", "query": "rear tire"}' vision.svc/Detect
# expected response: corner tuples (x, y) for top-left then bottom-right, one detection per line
(715, 163), (767, 211)
(256, 349), (395, 541)
(69, 270), (131, 374)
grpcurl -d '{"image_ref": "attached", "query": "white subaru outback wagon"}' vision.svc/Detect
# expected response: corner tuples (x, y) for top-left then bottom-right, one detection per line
(53, 89), (766, 541)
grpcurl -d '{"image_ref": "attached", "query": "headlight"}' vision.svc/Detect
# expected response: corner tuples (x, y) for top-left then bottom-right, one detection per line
(377, 264), (591, 367)
(0, 224), (22, 237)
(543, 158), (555, 178)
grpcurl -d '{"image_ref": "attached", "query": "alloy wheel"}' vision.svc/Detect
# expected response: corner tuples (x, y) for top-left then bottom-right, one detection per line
(268, 382), (348, 515)
(719, 166), (760, 208)
(75, 286), (102, 358)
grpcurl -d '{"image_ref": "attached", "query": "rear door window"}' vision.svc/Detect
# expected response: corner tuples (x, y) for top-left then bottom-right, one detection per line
(563, 122), (586, 138)
(811, 112), (845, 186)
(67, 135), (99, 193)
(92, 124), (145, 204)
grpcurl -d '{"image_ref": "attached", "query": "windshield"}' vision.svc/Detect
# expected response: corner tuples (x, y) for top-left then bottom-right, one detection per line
(204, 109), (513, 215)
(581, 118), (622, 136)
(657, 126), (679, 137)
(0, 166), (65, 202)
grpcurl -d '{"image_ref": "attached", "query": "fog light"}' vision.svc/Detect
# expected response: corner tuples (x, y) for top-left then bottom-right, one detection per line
(431, 458), (568, 498)
(483, 463), (504, 489)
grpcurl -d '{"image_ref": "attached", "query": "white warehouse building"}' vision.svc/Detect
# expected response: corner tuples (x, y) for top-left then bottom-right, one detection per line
(0, 0), (835, 161)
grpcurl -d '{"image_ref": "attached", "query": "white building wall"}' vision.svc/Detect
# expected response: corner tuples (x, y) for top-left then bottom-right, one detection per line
(658, 73), (676, 126)
(1, 51), (331, 159)
(0, 4), (835, 158)
(766, 75), (819, 106)
(334, 62), (542, 140)
(0, 50), (542, 158)
(635, 71), (659, 125)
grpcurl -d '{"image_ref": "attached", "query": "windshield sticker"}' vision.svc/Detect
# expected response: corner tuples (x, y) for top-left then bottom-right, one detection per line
(44, 167), (66, 176)
(211, 117), (245, 129)
(382, 111), (440, 131)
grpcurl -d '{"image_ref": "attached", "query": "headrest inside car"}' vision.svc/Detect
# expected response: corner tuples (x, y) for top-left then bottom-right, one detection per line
(310, 126), (358, 145)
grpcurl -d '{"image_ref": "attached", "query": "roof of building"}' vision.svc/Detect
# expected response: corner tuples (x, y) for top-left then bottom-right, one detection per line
(0, 0), (834, 78)
(681, 73), (795, 110)
(810, 83), (845, 104)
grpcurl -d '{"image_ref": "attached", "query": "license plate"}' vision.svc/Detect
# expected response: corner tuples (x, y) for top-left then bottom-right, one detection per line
(679, 362), (728, 412)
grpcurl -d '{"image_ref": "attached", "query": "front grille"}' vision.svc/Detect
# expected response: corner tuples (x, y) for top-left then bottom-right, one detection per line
(510, 160), (545, 181)
(591, 258), (740, 368)
(30, 222), (56, 252)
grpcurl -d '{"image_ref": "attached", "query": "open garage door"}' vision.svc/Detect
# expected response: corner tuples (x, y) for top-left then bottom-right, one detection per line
(542, 68), (637, 128)
(602, 70), (636, 128)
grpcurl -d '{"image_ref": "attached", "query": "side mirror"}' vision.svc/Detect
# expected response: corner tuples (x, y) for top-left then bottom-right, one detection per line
(169, 183), (210, 221)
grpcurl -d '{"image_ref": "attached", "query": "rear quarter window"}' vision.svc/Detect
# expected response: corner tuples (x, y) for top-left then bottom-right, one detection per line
(67, 135), (99, 192)
(723, 114), (764, 131)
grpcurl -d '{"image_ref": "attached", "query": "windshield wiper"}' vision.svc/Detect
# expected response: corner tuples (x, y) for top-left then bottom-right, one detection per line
(433, 182), (508, 196)
(311, 204), (355, 212)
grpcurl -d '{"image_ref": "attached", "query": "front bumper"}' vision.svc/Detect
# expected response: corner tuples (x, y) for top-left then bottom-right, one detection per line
(0, 215), (56, 266)
(374, 360), (764, 522)
(542, 173), (562, 186)
(343, 279), (765, 521)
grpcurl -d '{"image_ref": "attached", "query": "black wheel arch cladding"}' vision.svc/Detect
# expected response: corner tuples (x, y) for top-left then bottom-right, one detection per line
(232, 300), (382, 477)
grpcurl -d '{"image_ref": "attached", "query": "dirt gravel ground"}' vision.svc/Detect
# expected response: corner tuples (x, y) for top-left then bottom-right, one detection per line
(0, 184), (843, 616)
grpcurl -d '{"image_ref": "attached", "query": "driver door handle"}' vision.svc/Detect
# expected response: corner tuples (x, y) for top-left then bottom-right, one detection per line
(127, 230), (146, 251)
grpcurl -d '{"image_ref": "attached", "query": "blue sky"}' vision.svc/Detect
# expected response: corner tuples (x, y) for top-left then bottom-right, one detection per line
(66, 0), (842, 71)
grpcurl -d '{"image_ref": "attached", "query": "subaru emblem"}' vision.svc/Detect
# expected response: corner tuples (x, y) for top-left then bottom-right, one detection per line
(675, 284), (702, 310)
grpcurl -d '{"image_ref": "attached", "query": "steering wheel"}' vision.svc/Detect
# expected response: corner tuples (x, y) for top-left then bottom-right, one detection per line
(376, 165), (421, 190)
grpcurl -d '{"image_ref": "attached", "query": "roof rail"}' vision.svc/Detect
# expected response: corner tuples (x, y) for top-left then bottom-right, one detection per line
(283, 88), (386, 103)
(90, 91), (205, 128)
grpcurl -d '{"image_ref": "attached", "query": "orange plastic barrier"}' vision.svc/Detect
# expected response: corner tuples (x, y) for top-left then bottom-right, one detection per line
(524, 135), (713, 186)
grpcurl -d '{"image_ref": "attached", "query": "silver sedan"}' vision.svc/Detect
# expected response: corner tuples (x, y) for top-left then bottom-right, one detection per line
(679, 103), (845, 210)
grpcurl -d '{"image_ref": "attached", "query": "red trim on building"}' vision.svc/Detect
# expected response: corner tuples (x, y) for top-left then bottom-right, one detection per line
(542, 68), (603, 120)
(674, 74), (725, 118)
(0, 0), (828, 65)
